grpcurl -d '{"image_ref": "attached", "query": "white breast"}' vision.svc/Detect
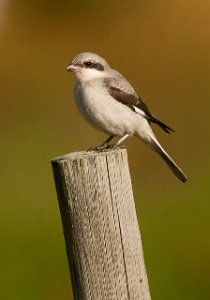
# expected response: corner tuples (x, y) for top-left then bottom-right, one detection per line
(73, 80), (148, 137)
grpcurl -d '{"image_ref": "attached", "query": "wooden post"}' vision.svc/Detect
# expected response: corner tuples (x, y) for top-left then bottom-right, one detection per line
(51, 148), (151, 300)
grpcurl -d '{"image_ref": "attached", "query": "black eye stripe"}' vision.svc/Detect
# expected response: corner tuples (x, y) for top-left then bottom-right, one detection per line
(84, 61), (104, 71)
(94, 63), (105, 71)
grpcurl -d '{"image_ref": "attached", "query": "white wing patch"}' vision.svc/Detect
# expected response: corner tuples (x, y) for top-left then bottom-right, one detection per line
(133, 106), (146, 117)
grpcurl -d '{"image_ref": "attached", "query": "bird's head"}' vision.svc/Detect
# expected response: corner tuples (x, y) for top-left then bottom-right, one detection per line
(66, 52), (110, 82)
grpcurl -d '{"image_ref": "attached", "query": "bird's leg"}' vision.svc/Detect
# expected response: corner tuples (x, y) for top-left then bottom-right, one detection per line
(87, 135), (114, 151)
(108, 133), (130, 149)
(101, 135), (114, 147)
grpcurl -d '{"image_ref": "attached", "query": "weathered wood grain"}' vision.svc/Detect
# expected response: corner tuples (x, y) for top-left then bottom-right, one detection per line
(51, 148), (151, 300)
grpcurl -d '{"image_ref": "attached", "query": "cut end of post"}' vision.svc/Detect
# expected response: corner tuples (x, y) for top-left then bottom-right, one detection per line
(51, 147), (127, 165)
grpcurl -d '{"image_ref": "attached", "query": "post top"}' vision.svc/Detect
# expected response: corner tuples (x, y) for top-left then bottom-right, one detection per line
(51, 147), (127, 164)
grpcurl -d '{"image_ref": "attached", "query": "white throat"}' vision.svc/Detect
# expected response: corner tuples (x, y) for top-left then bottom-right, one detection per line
(76, 68), (107, 83)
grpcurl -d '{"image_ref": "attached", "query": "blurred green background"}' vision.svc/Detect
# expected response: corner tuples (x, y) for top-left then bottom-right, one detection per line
(1, 1), (210, 299)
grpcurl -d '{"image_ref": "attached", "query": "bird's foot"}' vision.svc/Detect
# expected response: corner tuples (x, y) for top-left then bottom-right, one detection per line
(87, 144), (125, 152)
(87, 143), (112, 152)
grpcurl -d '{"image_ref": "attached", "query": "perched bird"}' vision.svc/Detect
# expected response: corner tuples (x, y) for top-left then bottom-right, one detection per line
(66, 52), (187, 182)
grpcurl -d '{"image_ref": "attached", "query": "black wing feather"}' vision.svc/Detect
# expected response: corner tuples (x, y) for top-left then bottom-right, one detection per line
(105, 81), (174, 134)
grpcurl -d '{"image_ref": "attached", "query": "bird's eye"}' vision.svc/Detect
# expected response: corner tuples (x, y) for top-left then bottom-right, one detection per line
(84, 61), (92, 67)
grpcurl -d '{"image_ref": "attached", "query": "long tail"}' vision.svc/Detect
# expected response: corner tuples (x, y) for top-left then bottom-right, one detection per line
(150, 138), (188, 182)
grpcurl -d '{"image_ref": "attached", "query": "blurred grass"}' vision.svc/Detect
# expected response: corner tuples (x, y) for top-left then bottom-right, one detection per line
(0, 1), (210, 299)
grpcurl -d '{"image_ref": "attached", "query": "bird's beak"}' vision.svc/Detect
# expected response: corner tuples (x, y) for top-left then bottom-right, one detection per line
(66, 64), (78, 72)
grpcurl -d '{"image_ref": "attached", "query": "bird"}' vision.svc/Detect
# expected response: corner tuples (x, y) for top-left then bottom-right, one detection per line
(66, 52), (187, 182)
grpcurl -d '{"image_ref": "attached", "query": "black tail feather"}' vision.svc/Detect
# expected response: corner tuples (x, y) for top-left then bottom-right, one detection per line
(155, 119), (175, 134)
(150, 139), (188, 183)
(158, 149), (188, 182)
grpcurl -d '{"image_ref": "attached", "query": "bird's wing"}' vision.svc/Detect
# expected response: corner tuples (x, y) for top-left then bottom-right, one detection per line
(104, 77), (174, 134)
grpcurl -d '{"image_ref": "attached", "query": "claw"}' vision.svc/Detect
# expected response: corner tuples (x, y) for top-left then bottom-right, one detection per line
(87, 144), (111, 152)
(87, 144), (125, 152)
